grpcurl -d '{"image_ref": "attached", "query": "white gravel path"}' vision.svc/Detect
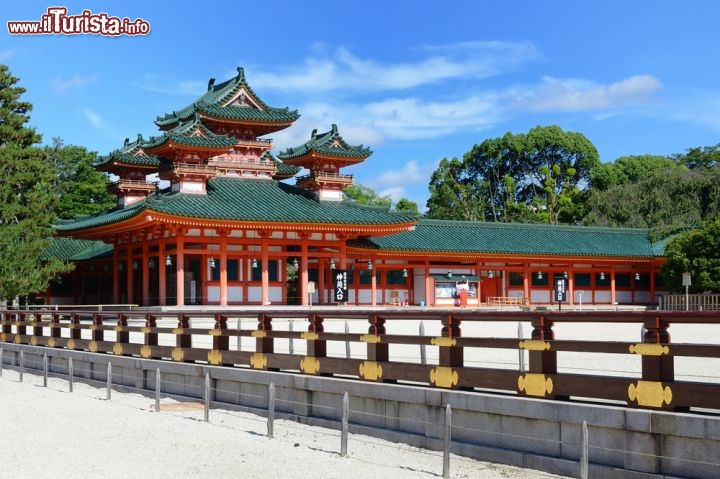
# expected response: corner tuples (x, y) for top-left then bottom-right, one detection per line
(0, 369), (569, 479)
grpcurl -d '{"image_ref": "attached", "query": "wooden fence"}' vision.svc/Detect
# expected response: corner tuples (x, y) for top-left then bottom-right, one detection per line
(1, 308), (719, 412)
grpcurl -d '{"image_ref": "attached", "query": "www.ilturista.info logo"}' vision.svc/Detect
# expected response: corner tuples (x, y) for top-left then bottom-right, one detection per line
(7, 7), (150, 36)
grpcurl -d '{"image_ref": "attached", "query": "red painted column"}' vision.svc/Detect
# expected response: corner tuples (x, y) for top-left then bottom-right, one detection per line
(610, 267), (616, 305)
(126, 250), (134, 305)
(261, 233), (269, 305)
(176, 234), (185, 306)
(142, 241), (149, 306)
(219, 233), (228, 306)
(568, 269), (574, 306)
(112, 244), (120, 304)
(425, 260), (432, 306)
(158, 238), (167, 306)
(319, 258), (326, 305)
(370, 261), (377, 306)
(300, 236), (309, 306)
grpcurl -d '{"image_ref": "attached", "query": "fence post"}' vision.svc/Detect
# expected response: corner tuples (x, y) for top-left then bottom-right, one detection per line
(267, 382), (275, 438)
(106, 362), (112, 400)
(0, 347), (3, 377)
(518, 322), (525, 372)
(419, 321), (427, 365)
(236, 318), (242, 352)
(69, 357), (74, 393)
(43, 353), (48, 387)
(19, 350), (24, 383)
(443, 403), (451, 478)
(155, 368), (161, 412)
(288, 319), (294, 355)
(580, 420), (589, 479)
(341, 391), (349, 457)
(204, 372), (210, 422)
(344, 321), (350, 359)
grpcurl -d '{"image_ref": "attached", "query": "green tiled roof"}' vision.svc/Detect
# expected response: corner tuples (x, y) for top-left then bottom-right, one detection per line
(144, 114), (237, 150)
(278, 124), (372, 162)
(56, 177), (415, 232)
(93, 134), (161, 169)
(350, 219), (658, 258)
(154, 67), (299, 128)
(262, 151), (300, 179)
(44, 238), (113, 261)
(56, 203), (146, 233)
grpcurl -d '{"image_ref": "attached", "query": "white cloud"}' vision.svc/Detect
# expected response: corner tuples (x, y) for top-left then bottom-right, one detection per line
(371, 160), (424, 188)
(133, 74), (206, 96)
(52, 74), (97, 92)
(511, 74), (663, 112)
(251, 41), (538, 93)
(0, 50), (13, 61)
(83, 108), (104, 129)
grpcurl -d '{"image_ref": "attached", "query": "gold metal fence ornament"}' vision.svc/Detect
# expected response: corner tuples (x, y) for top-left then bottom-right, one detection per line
(112, 343), (123, 355)
(628, 344), (670, 356)
(66, 339), (75, 350)
(207, 350), (222, 365)
(360, 334), (381, 343)
(300, 357), (320, 375)
(250, 353), (267, 369)
(519, 340), (551, 351)
(359, 361), (383, 381)
(208, 329), (221, 336)
(301, 332), (319, 341)
(430, 367), (459, 388)
(628, 381), (673, 408)
(171, 347), (184, 362)
(140, 345), (152, 358)
(431, 337), (457, 347)
(251, 330), (267, 338)
(518, 373), (554, 397)
(89, 341), (98, 353)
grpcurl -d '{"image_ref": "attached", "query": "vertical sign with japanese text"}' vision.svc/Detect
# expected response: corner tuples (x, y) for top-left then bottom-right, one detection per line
(333, 269), (348, 303)
(555, 277), (568, 303)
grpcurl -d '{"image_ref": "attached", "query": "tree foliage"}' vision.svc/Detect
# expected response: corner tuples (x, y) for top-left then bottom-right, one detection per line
(343, 184), (419, 215)
(583, 155), (720, 240)
(0, 64), (72, 302)
(48, 138), (115, 219)
(662, 218), (720, 293)
(427, 125), (599, 224)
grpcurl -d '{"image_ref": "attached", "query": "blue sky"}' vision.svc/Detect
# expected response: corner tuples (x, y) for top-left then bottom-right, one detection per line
(4, 1), (720, 211)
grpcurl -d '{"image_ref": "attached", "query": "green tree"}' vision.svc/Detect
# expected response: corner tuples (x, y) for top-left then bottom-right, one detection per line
(427, 125), (599, 223)
(662, 218), (720, 293)
(48, 138), (115, 219)
(589, 154), (680, 191)
(425, 157), (486, 221)
(394, 197), (419, 216)
(343, 184), (392, 208)
(344, 184), (419, 215)
(674, 144), (720, 170)
(0, 64), (71, 302)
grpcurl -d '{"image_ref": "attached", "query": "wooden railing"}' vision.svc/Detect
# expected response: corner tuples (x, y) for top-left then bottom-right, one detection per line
(659, 293), (720, 311)
(2, 308), (719, 412)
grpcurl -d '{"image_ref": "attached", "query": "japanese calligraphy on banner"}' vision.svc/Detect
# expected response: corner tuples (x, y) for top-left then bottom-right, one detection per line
(333, 269), (348, 303)
(555, 277), (568, 303)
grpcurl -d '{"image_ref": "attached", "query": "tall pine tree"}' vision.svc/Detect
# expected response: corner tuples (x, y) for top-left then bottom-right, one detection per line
(0, 64), (71, 303)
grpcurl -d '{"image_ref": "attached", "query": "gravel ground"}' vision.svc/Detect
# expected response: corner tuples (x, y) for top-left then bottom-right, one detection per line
(0, 369), (569, 479)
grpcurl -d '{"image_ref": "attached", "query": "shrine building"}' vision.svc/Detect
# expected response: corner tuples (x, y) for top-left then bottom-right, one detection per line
(52, 67), (668, 308)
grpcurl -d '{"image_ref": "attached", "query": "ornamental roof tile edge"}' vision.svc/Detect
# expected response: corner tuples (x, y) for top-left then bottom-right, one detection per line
(278, 123), (372, 161)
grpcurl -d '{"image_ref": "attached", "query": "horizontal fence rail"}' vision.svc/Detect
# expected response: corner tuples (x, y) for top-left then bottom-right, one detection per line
(1, 308), (719, 412)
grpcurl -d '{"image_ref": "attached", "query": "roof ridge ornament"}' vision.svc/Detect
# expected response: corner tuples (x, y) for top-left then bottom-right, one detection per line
(207, 77), (215, 91)
(236, 66), (245, 81)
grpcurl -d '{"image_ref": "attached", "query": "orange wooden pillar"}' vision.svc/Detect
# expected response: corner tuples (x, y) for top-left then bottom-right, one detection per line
(610, 267), (616, 305)
(424, 260), (432, 306)
(113, 246), (120, 303)
(370, 261), (377, 306)
(126, 253), (134, 305)
(176, 234), (185, 306)
(158, 239), (167, 306)
(260, 233), (269, 305)
(219, 232), (228, 306)
(300, 236), (309, 306)
(567, 269), (574, 306)
(142, 241), (149, 306)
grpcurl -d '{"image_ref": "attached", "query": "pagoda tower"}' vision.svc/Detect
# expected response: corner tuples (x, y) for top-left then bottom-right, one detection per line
(97, 67), (301, 203)
(93, 134), (161, 207)
(278, 124), (371, 201)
